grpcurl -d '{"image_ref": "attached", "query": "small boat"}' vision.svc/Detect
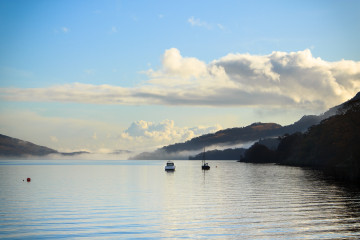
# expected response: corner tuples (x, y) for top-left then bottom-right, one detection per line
(201, 148), (210, 170)
(202, 162), (210, 170)
(165, 161), (175, 171)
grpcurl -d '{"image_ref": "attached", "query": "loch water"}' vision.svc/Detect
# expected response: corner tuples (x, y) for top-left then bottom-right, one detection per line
(0, 160), (360, 239)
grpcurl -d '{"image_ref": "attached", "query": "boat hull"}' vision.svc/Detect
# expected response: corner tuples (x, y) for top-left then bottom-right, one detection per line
(165, 166), (175, 171)
(165, 161), (176, 171)
(202, 165), (210, 170)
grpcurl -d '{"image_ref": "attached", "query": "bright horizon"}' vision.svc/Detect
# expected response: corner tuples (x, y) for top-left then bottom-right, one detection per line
(1, 0), (360, 155)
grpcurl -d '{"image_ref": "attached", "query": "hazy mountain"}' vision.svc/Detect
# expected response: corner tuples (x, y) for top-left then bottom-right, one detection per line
(0, 134), (58, 157)
(129, 149), (191, 160)
(164, 122), (282, 152)
(189, 148), (246, 160)
(0, 134), (89, 158)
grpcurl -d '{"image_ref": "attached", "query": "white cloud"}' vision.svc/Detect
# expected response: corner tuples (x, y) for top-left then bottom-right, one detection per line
(1, 49), (359, 111)
(122, 119), (222, 150)
(188, 16), (211, 29)
(147, 48), (209, 84)
(124, 119), (221, 141)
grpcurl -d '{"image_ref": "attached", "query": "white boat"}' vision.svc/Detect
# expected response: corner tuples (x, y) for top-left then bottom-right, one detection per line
(165, 161), (175, 171)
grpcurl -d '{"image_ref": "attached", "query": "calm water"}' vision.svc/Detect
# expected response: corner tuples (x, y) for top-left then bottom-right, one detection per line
(0, 160), (360, 239)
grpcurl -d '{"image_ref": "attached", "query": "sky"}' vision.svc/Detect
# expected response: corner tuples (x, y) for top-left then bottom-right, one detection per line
(0, 0), (360, 156)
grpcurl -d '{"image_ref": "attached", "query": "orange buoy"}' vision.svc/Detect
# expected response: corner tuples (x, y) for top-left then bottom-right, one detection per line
(26, 178), (31, 182)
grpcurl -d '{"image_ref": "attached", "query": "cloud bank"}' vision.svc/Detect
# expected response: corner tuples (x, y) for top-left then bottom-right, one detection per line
(121, 119), (222, 151)
(1, 48), (359, 111)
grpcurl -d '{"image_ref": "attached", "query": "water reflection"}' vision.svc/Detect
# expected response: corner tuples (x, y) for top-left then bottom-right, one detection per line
(0, 160), (359, 239)
(160, 161), (360, 239)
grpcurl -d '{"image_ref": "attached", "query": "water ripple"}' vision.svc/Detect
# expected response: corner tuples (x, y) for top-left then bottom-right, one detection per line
(1, 160), (360, 239)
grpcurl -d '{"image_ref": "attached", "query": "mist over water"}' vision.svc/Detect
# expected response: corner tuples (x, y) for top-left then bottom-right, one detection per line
(1, 160), (360, 239)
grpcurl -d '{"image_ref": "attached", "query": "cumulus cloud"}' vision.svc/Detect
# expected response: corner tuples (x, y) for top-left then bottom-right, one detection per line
(1, 49), (359, 111)
(122, 119), (222, 148)
(146, 48), (210, 85)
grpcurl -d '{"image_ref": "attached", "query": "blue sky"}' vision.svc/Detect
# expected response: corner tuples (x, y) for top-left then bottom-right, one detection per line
(0, 0), (359, 156)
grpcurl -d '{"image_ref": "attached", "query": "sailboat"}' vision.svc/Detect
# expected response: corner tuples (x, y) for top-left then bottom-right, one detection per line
(201, 148), (210, 170)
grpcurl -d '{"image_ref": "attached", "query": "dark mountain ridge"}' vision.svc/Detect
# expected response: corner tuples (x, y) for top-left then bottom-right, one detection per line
(240, 93), (360, 182)
(0, 134), (89, 158)
(164, 122), (282, 152)
(0, 134), (58, 157)
(189, 148), (246, 160)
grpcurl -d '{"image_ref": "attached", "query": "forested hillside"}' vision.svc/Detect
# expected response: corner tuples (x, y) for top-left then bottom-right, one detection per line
(240, 95), (360, 182)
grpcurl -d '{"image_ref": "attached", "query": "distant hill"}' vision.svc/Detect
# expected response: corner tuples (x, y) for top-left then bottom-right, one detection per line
(164, 122), (282, 152)
(0, 134), (58, 157)
(132, 92), (360, 160)
(189, 148), (246, 160)
(0, 134), (89, 158)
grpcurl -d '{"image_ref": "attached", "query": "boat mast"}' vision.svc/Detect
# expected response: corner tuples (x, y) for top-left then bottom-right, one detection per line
(202, 148), (205, 165)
